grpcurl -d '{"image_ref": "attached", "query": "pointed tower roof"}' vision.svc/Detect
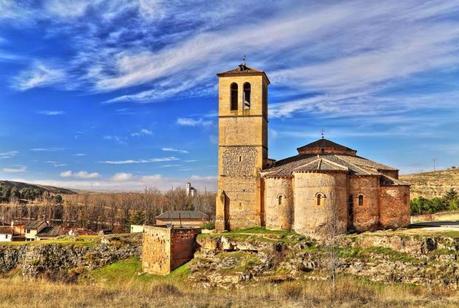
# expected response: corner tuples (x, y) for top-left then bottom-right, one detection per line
(296, 138), (357, 156)
(217, 63), (270, 84)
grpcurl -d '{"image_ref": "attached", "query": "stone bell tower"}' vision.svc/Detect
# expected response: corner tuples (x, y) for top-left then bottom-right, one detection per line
(215, 63), (270, 231)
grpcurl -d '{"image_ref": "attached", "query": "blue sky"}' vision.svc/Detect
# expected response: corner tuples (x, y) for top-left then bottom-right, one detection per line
(1, 0), (459, 191)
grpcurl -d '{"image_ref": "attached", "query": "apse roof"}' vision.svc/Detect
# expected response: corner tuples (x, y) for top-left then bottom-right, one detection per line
(296, 138), (357, 155)
(262, 139), (407, 186)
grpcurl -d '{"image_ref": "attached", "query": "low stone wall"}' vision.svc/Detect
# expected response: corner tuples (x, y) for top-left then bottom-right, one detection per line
(142, 226), (200, 275)
(0, 234), (141, 281)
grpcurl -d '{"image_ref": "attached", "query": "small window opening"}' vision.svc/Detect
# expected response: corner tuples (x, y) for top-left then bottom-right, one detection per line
(238, 156), (242, 162)
(358, 194), (364, 206)
(278, 195), (283, 205)
(230, 83), (238, 111)
(243, 82), (251, 109)
(316, 193), (325, 206)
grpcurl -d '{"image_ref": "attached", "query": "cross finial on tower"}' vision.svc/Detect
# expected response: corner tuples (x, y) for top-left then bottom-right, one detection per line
(321, 129), (325, 139)
(242, 55), (247, 66)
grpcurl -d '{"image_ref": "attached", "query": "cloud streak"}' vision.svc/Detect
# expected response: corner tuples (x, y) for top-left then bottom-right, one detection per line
(60, 170), (100, 179)
(177, 118), (212, 127)
(12, 62), (66, 91)
(2, 165), (27, 173)
(37, 110), (65, 116)
(101, 157), (178, 165)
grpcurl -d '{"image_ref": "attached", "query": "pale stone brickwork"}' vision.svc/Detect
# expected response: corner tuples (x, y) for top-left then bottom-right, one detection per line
(142, 226), (171, 275)
(264, 177), (292, 230)
(215, 64), (411, 235)
(293, 172), (348, 235)
(215, 67), (269, 231)
(142, 226), (199, 275)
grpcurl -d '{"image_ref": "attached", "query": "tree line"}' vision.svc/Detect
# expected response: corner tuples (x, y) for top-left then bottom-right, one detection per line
(0, 188), (215, 233)
(410, 188), (459, 215)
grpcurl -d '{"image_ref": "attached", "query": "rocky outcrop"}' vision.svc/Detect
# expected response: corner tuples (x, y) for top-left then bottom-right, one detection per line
(189, 232), (459, 289)
(0, 234), (141, 281)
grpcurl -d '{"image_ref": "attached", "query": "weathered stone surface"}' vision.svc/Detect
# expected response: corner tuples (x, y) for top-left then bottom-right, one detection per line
(142, 226), (199, 275)
(215, 72), (269, 232)
(189, 233), (459, 289)
(0, 234), (141, 281)
(264, 177), (292, 230)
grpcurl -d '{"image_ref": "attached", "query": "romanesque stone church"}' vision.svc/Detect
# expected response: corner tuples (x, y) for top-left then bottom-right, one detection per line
(215, 63), (410, 235)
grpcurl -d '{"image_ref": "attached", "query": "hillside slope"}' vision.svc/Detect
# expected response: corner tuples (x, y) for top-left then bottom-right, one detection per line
(401, 168), (459, 199)
(0, 180), (76, 196)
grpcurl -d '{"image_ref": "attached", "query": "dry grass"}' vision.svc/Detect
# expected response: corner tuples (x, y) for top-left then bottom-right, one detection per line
(0, 276), (457, 308)
(411, 211), (459, 223)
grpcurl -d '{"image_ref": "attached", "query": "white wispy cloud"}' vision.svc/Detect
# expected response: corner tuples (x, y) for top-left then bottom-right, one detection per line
(30, 147), (64, 152)
(37, 110), (65, 116)
(12, 62), (66, 91)
(100, 156), (178, 165)
(103, 135), (127, 145)
(44, 0), (90, 19)
(46, 161), (67, 167)
(176, 118), (212, 127)
(111, 172), (133, 182)
(131, 128), (153, 137)
(0, 151), (18, 159)
(2, 165), (27, 173)
(73, 153), (87, 157)
(60, 170), (100, 179)
(161, 147), (189, 154)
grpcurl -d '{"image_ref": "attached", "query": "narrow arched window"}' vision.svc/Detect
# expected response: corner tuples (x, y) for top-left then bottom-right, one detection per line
(243, 82), (251, 109)
(230, 83), (238, 111)
(358, 194), (364, 206)
(315, 193), (325, 206)
(278, 195), (283, 205)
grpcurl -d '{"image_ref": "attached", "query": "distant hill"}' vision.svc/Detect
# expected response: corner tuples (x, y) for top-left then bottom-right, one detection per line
(0, 180), (76, 201)
(400, 168), (459, 199)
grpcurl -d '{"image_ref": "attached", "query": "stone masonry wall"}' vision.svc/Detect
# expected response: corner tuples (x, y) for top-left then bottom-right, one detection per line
(379, 185), (410, 228)
(349, 176), (380, 231)
(264, 177), (293, 230)
(142, 226), (200, 275)
(142, 226), (171, 275)
(216, 73), (268, 232)
(170, 228), (200, 271)
(293, 172), (348, 235)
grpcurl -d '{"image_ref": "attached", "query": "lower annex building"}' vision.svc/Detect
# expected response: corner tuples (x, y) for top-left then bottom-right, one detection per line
(215, 63), (410, 235)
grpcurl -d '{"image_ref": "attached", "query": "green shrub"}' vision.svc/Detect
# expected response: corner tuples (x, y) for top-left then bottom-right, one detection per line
(410, 189), (459, 215)
(201, 222), (215, 230)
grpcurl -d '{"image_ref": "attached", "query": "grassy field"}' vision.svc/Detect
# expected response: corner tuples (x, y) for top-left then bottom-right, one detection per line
(411, 210), (459, 223)
(0, 257), (457, 307)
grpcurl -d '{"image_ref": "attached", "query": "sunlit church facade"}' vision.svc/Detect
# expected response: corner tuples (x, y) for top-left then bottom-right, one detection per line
(215, 64), (410, 235)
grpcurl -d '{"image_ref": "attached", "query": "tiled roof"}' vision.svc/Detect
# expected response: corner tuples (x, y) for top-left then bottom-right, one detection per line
(25, 220), (48, 230)
(156, 210), (209, 220)
(37, 226), (63, 237)
(262, 149), (403, 184)
(0, 226), (13, 234)
(297, 138), (357, 155)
